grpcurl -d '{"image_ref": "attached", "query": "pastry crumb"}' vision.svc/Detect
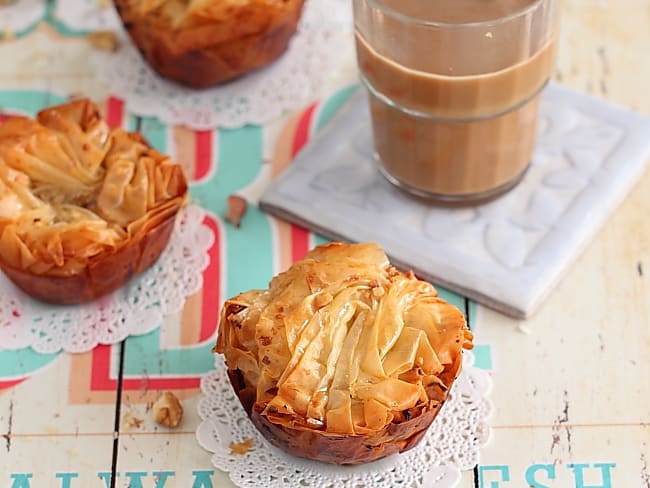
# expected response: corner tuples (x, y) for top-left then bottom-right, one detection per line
(225, 195), (247, 228)
(122, 411), (144, 431)
(152, 391), (184, 428)
(87, 30), (119, 52)
(229, 438), (254, 455)
(97, 0), (111, 9)
(517, 324), (532, 335)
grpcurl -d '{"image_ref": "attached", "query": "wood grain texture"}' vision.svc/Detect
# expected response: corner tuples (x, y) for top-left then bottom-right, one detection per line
(0, 0), (649, 486)
(472, 0), (650, 484)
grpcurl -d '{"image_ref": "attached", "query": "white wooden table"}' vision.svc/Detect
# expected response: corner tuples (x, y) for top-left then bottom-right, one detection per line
(0, 1), (648, 486)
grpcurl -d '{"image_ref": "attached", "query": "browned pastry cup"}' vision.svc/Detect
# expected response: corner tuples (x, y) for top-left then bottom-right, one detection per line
(0, 99), (188, 304)
(215, 242), (473, 465)
(113, 0), (306, 88)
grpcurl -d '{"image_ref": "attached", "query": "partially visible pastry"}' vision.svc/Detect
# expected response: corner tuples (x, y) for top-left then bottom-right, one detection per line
(0, 99), (187, 304)
(215, 242), (473, 464)
(114, 0), (306, 88)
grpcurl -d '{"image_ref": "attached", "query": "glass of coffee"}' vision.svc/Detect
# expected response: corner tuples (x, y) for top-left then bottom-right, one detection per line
(353, 0), (557, 203)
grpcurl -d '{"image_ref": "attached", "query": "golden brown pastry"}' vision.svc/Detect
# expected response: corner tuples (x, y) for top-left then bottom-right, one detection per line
(114, 0), (306, 88)
(0, 99), (188, 304)
(215, 242), (473, 464)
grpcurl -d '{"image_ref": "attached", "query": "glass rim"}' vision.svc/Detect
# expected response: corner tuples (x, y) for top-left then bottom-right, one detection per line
(361, 0), (548, 29)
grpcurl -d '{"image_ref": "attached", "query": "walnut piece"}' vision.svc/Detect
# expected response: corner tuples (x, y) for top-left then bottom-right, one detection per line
(225, 195), (247, 228)
(87, 31), (119, 52)
(151, 391), (184, 428)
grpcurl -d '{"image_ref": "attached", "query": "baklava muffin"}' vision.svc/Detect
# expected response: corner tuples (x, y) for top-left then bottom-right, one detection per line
(215, 242), (473, 464)
(114, 0), (306, 88)
(0, 99), (187, 304)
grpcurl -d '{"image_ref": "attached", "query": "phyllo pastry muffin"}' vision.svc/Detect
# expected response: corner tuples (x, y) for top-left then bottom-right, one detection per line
(114, 0), (306, 88)
(215, 242), (473, 464)
(0, 99), (188, 304)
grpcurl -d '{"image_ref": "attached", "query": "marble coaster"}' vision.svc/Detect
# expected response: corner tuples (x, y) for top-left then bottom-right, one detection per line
(260, 83), (650, 318)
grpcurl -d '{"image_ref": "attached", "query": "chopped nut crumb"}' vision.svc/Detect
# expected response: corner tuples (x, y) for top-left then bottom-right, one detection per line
(517, 324), (532, 335)
(87, 30), (119, 52)
(151, 391), (184, 428)
(229, 438), (254, 455)
(1, 29), (15, 41)
(225, 195), (247, 228)
(122, 411), (144, 431)
(371, 286), (385, 298)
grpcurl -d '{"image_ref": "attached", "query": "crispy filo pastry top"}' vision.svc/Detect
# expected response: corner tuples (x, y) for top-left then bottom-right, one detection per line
(0, 99), (187, 302)
(216, 242), (473, 463)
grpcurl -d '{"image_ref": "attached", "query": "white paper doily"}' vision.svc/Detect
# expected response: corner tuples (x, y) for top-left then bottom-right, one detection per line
(0, 0), (45, 34)
(0, 205), (214, 354)
(197, 351), (491, 488)
(54, 0), (123, 32)
(91, 0), (354, 129)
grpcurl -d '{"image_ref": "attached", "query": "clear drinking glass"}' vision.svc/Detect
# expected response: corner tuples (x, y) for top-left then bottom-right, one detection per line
(353, 0), (557, 204)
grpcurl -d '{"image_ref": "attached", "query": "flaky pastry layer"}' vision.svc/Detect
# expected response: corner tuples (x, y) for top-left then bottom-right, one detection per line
(216, 242), (473, 438)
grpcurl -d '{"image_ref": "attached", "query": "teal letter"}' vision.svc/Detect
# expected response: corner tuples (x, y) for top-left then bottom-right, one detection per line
(10, 474), (32, 488)
(568, 463), (616, 488)
(125, 472), (147, 488)
(191, 470), (214, 488)
(97, 472), (112, 487)
(56, 473), (78, 488)
(525, 464), (556, 488)
(153, 471), (175, 488)
(478, 465), (510, 488)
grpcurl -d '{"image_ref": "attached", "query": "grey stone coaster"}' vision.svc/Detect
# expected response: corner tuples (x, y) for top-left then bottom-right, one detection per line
(260, 83), (650, 318)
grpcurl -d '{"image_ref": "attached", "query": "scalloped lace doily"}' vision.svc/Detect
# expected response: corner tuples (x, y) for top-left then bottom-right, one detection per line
(91, 0), (354, 129)
(0, 205), (214, 354)
(54, 0), (123, 32)
(0, 0), (46, 33)
(197, 351), (492, 488)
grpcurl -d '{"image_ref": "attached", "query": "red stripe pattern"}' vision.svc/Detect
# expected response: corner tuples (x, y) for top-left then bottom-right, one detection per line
(194, 130), (212, 181)
(105, 97), (124, 129)
(288, 102), (319, 262)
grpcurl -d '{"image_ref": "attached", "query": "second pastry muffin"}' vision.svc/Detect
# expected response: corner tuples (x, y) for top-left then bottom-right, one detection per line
(114, 0), (306, 88)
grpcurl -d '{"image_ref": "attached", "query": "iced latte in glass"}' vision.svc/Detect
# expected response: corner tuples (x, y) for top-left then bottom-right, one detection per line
(354, 0), (557, 203)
